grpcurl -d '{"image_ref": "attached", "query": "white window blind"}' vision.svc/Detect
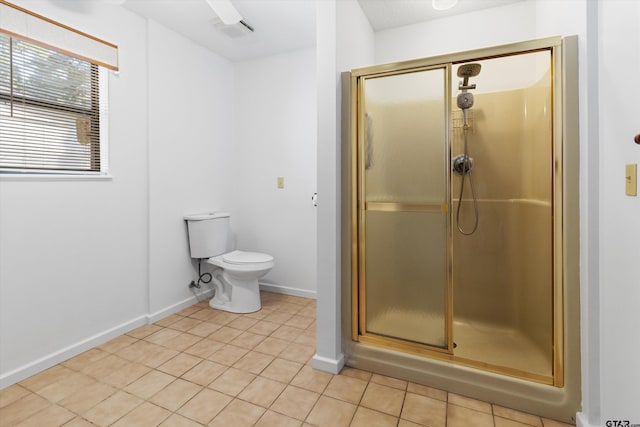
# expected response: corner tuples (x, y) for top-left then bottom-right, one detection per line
(0, 1), (116, 174)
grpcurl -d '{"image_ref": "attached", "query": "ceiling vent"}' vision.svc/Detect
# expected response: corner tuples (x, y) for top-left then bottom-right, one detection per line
(211, 16), (255, 38)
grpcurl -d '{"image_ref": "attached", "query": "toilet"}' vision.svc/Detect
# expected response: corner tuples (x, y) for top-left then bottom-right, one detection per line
(184, 212), (274, 313)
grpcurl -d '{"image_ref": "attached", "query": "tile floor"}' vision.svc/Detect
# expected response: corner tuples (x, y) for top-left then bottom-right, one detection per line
(0, 292), (575, 427)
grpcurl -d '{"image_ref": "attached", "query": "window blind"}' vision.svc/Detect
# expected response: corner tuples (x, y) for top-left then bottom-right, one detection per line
(0, 33), (101, 172)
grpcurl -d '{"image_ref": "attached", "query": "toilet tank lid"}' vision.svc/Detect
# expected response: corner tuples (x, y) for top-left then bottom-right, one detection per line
(184, 212), (230, 221)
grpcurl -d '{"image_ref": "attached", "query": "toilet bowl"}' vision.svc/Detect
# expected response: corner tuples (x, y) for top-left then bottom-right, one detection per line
(184, 212), (274, 314)
(206, 250), (274, 313)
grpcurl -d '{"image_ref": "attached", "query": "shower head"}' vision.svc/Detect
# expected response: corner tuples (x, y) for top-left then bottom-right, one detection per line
(458, 63), (481, 90)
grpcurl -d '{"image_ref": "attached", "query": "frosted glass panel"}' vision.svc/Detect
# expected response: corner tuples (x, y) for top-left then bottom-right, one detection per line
(365, 211), (447, 346)
(361, 67), (449, 349)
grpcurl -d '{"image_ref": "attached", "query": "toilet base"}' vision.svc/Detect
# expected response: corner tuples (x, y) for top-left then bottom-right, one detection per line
(208, 277), (262, 314)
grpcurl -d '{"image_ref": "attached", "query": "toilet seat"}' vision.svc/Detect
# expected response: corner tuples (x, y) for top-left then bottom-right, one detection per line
(222, 250), (274, 265)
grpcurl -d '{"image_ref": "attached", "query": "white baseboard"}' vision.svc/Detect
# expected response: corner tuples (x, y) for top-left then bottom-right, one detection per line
(259, 282), (317, 300)
(0, 315), (147, 390)
(312, 353), (345, 374)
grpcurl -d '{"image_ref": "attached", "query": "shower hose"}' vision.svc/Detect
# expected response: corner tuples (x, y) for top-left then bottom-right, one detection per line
(456, 108), (479, 235)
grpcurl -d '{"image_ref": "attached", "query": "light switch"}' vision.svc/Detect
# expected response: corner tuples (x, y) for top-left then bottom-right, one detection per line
(626, 164), (637, 196)
(277, 176), (284, 189)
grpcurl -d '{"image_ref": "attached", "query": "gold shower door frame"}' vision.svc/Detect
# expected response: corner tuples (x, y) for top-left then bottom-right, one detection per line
(355, 64), (454, 356)
(349, 37), (565, 386)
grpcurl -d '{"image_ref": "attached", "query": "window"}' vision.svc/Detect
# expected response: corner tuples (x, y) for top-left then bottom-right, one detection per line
(0, 34), (105, 173)
(0, 1), (117, 175)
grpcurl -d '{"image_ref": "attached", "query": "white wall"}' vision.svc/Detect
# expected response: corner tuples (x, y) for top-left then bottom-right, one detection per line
(232, 48), (317, 298)
(314, 0), (374, 374)
(0, 0), (149, 387)
(597, 0), (640, 423)
(147, 21), (235, 315)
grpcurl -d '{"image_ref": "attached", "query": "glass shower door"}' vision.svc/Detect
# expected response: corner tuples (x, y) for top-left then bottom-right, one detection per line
(359, 66), (451, 350)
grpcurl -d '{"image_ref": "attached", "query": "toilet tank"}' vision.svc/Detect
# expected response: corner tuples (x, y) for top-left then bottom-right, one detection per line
(184, 212), (232, 259)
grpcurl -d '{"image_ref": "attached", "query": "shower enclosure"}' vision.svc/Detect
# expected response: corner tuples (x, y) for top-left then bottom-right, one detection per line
(343, 37), (580, 421)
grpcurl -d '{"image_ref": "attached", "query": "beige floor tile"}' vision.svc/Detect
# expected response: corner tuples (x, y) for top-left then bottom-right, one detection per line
(290, 366), (333, 394)
(208, 367), (256, 397)
(168, 317), (203, 332)
(155, 314), (184, 328)
(0, 384), (30, 409)
(84, 391), (143, 426)
(160, 333), (203, 352)
(97, 335), (138, 353)
(370, 373), (408, 390)
(407, 382), (447, 401)
(36, 371), (96, 403)
(447, 403), (494, 427)
(279, 343), (315, 364)
(360, 382), (406, 417)
(237, 377), (287, 408)
(264, 311), (294, 325)
(400, 392), (446, 427)
(271, 325), (303, 342)
(62, 417), (98, 427)
(183, 338), (224, 359)
(111, 402), (171, 426)
(127, 324), (163, 339)
(449, 392), (493, 414)
(493, 405), (543, 426)
(81, 354), (130, 381)
(233, 351), (274, 375)
(350, 406), (398, 427)
(323, 375), (368, 404)
(118, 340), (179, 368)
(149, 379), (202, 412)
(209, 399), (265, 427)
(209, 326), (244, 343)
(15, 404), (75, 427)
(19, 365), (74, 392)
(63, 349), (111, 372)
(230, 331), (266, 349)
(177, 388), (232, 424)
(58, 381), (117, 415)
(269, 385), (319, 420)
(227, 316), (259, 331)
(157, 353), (203, 377)
(189, 308), (219, 321)
(339, 367), (372, 382)
(124, 370), (176, 399)
(284, 314), (315, 329)
(159, 413), (203, 427)
(398, 420), (423, 427)
(209, 311), (241, 326)
(182, 360), (227, 386)
(207, 344), (249, 366)
(253, 337), (290, 356)
(0, 394), (50, 426)
(293, 332), (316, 347)
(254, 410), (302, 427)
(187, 321), (222, 338)
(306, 395), (357, 427)
(145, 328), (183, 346)
(178, 305), (206, 317)
(260, 358), (303, 383)
(248, 320), (281, 336)
(495, 417), (538, 427)
(245, 308), (272, 320)
(541, 418), (576, 427)
(101, 361), (151, 389)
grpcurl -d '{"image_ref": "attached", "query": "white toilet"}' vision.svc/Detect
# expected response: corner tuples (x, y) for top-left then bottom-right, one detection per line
(184, 212), (274, 313)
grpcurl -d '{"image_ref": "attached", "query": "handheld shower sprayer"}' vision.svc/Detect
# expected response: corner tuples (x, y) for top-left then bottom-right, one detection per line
(454, 62), (481, 235)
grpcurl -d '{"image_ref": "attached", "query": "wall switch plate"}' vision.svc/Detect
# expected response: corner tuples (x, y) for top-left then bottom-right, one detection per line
(277, 176), (284, 189)
(626, 164), (637, 196)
